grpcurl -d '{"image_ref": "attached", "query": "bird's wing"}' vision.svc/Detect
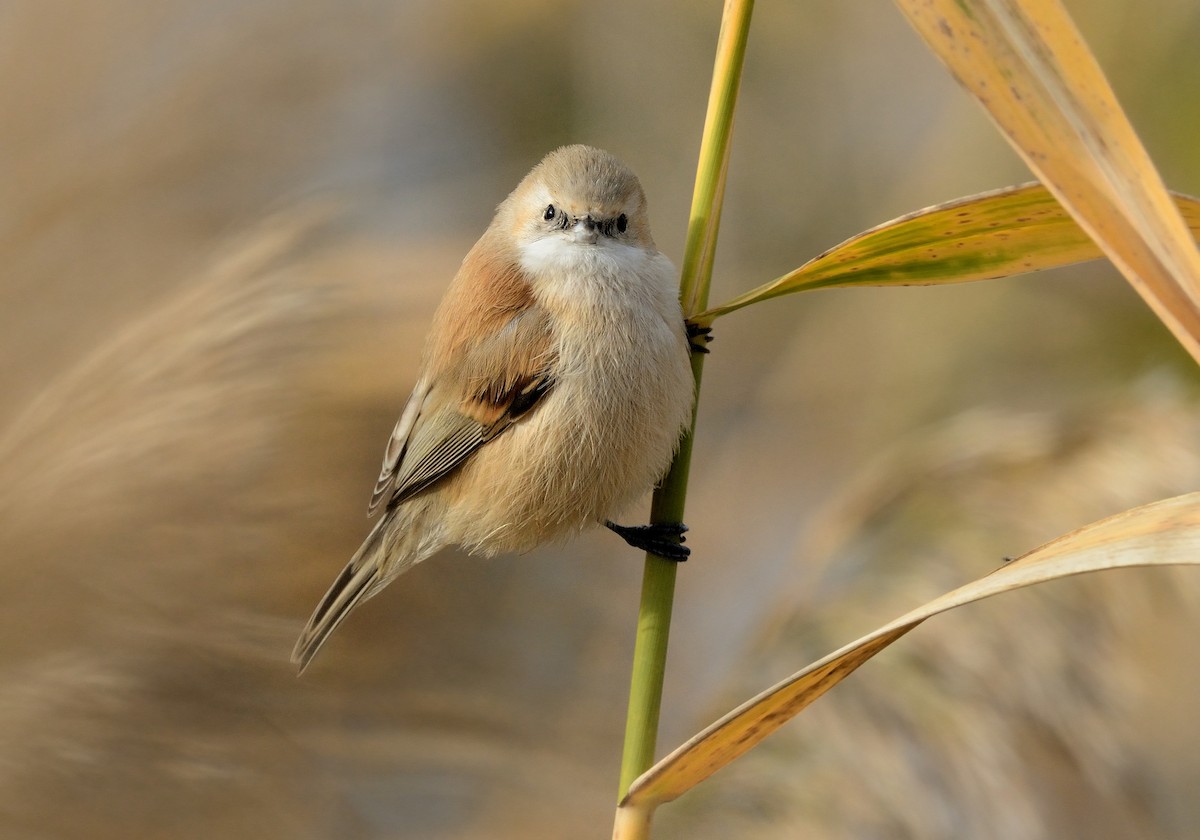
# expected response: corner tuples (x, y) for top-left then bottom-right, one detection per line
(367, 378), (431, 515)
(367, 302), (556, 515)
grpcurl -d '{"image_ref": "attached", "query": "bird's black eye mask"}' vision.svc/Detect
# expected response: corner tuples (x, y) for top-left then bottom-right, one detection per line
(542, 204), (630, 237)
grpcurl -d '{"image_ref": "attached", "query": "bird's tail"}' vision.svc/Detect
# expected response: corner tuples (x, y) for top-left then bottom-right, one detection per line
(291, 511), (412, 673)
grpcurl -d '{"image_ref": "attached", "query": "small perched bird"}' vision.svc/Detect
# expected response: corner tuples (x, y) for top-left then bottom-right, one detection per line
(293, 145), (699, 671)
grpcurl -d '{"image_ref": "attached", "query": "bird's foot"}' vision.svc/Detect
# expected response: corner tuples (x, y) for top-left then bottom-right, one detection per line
(606, 520), (690, 561)
(686, 320), (713, 354)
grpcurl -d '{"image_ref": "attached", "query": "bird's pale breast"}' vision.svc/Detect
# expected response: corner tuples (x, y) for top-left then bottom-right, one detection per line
(441, 245), (693, 555)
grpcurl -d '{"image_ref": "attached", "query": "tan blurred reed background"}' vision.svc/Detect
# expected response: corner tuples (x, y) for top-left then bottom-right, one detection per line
(2, 2), (1200, 837)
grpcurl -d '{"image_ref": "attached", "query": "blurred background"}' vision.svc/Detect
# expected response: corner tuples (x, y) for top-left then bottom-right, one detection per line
(2, 1), (1200, 837)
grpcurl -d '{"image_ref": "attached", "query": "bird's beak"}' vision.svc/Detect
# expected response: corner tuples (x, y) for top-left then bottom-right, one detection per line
(570, 217), (599, 245)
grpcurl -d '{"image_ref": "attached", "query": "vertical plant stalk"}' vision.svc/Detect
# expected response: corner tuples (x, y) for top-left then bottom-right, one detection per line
(616, 0), (754, 806)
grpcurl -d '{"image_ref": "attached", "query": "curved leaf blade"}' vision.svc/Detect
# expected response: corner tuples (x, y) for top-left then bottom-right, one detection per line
(893, 0), (1200, 363)
(697, 186), (1200, 322)
(619, 492), (1200, 815)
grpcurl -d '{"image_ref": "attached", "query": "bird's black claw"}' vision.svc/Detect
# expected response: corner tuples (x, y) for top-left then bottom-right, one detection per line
(606, 521), (690, 561)
(686, 321), (713, 354)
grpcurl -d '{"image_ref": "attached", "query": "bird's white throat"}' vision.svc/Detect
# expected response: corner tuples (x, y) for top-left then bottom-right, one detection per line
(519, 235), (649, 281)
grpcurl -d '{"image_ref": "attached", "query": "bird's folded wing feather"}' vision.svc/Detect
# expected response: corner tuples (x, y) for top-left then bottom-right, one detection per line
(367, 379), (430, 514)
(367, 299), (555, 515)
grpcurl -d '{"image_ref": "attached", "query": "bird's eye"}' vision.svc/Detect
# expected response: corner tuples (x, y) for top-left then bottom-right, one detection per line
(543, 205), (556, 221)
(616, 213), (628, 233)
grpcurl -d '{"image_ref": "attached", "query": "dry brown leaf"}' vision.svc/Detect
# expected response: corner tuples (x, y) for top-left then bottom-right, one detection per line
(893, 0), (1200, 362)
(616, 492), (1200, 828)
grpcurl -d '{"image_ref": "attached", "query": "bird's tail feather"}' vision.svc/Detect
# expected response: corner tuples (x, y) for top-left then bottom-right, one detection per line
(291, 513), (395, 672)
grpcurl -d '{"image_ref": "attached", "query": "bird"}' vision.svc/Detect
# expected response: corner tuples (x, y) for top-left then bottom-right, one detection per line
(292, 145), (701, 672)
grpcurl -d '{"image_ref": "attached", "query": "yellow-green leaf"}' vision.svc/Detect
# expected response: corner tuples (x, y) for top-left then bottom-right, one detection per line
(892, 0), (1200, 363)
(696, 185), (1200, 322)
(616, 491), (1200, 823)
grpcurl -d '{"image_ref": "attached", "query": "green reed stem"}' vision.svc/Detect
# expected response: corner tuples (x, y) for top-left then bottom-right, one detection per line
(617, 0), (754, 807)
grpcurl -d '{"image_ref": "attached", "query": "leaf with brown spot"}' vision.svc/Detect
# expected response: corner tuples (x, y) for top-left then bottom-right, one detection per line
(891, 0), (1200, 362)
(697, 185), (1200, 322)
